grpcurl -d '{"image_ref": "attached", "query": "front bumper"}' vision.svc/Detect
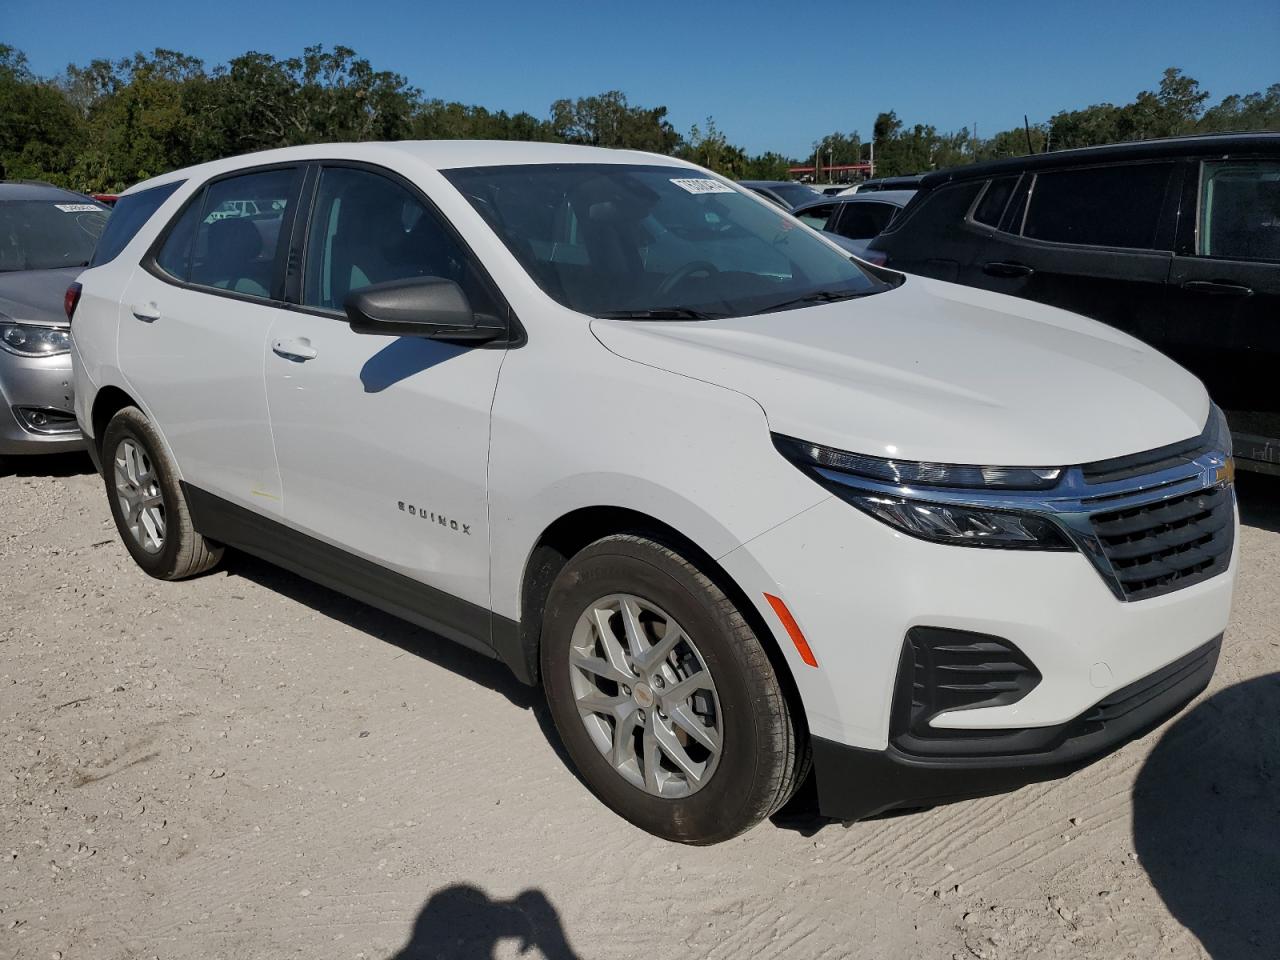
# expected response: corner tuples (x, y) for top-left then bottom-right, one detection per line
(810, 633), (1220, 820)
(0, 350), (83, 455)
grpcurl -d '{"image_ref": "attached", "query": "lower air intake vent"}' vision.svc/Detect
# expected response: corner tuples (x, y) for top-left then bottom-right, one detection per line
(891, 627), (1040, 751)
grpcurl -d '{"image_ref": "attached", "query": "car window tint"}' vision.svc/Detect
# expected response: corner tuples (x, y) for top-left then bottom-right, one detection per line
(832, 201), (898, 240)
(1023, 163), (1174, 249)
(154, 192), (203, 281)
(1199, 160), (1280, 262)
(180, 168), (297, 298)
(301, 166), (499, 316)
(796, 204), (835, 229)
(89, 182), (180, 267)
(972, 176), (1019, 228)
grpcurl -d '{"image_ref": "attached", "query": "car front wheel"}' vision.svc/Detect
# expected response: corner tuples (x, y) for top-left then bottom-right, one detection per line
(540, 533), (807, 844)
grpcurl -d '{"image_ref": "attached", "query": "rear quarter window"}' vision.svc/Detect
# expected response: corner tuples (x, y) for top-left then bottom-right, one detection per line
(89, 181), (183, 267)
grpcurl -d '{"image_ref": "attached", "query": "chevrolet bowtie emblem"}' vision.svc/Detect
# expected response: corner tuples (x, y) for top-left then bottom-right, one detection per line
(1214, 457), (1236, 486)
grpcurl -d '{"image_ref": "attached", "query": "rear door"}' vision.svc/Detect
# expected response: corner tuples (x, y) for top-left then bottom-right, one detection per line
(1169, 157), (1280, 465)
(959, 162), (1179, 345)
(118, 164), (303, 514)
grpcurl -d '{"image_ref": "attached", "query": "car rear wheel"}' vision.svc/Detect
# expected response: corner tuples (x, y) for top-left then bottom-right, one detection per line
(540, 533), (807, 844)
(101, 406), (222, 580)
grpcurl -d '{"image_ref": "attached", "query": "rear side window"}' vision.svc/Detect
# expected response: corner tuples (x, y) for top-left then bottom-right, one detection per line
(154, 167), (299, 299)
(88, 182), (180, 267)
(1199, 160), (1280, 262)
(832, 201), (898, 240)
(972, 176), (1019, 227)
(1023, 163), (1174, 250)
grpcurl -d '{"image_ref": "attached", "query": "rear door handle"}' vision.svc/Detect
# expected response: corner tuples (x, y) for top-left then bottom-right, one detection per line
(272, 338), (318, 362)
(982, 260), (1034, 279)
(131, 303), (161, 322)
(1181, 280), (1254, 297)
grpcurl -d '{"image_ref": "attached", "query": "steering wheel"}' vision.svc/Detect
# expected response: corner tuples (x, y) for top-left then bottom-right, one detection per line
(656, 260), (720, 298)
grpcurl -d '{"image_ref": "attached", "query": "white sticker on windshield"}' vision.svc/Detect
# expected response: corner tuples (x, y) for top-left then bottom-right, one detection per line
(55, 203), (101, 212)
(670, 178), (735, 195)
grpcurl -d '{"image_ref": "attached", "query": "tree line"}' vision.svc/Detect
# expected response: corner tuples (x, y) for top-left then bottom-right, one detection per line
(1, 42), (1276, 194)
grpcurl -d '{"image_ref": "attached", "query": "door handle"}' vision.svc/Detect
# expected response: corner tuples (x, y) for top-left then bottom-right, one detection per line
(982, 260), (1034, 279)
(1181, 279), (1254, 297)
(271, 338), (318, 362)
(131, 303), (161, 322)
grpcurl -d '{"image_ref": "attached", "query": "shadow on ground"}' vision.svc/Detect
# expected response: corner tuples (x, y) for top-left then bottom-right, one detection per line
(220, 551), (589, 789)
(1133, 673), (1280, 959)
(0, 450), (94, 478)
(1236, 470), (1280, 534)
(388, 884), (582, 960)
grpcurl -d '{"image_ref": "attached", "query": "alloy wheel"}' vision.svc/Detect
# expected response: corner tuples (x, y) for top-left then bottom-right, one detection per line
(113, 438), (166, 554)
(568, 593), (723, 798)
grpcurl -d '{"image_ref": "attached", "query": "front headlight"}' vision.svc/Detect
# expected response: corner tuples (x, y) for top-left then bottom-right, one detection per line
(1206, 404), (1232, 457)
(773, 434), (1075, 550)
(841, 493), (1074, 550)
(0, 321), (72, 357)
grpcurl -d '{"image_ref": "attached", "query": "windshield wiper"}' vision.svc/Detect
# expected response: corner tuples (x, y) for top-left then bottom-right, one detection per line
(594, 308), (724, 321)
(748, 289), (873, 316)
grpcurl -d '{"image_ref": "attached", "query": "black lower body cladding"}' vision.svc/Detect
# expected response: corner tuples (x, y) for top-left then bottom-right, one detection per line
(810, 635), (1221, 821)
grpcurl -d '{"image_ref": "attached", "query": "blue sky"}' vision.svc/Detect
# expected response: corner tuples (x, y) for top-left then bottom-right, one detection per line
(3, 0), (1276, 156)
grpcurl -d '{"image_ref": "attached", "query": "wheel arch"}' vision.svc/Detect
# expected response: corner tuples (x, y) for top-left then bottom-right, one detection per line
(515, 505), (810, 740)
(90, 384), (140, 452)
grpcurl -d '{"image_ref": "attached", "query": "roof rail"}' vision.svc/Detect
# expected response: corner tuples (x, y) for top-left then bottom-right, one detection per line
(0, 179), (59, 187)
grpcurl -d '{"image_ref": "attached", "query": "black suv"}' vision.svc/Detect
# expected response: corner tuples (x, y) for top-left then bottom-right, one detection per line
(867, 133), (1280, 475)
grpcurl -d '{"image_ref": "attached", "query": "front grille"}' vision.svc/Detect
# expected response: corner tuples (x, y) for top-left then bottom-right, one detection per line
(1090, 484), (1234, 601)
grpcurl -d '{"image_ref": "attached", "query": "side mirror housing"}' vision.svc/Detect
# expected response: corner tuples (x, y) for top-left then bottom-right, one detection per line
(344, 277), (505, 343)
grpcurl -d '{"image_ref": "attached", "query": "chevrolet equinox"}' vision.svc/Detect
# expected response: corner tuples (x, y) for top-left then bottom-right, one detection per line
(70, 142), (1237, 844)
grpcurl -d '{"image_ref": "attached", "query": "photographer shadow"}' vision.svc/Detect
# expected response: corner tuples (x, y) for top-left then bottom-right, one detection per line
(1133, 672), (1280, 959)
(389, 884), (581, 960)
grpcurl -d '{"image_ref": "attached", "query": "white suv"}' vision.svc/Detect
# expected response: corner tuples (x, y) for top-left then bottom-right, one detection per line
(70, 142), (1237, 844)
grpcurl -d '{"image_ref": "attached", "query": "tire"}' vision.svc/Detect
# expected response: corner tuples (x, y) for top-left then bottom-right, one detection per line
(540, 533), (807, 844)
(101, 406), (222, 580)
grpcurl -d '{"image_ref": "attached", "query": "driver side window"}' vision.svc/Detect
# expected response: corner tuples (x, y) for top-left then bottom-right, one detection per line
(301, 166), (500, 316)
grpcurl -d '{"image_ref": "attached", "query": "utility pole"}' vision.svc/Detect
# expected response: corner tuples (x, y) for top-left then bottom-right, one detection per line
(869, 139), (875, 180)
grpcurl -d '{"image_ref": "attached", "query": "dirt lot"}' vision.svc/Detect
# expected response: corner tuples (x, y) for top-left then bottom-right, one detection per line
(2, 453), (1277, 960)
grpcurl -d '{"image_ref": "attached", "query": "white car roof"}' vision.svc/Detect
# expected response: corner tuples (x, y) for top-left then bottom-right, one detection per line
(121, 140), (697, 196)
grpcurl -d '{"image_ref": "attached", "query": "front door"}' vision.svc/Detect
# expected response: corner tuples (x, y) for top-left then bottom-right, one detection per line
(1169, 157), (1280, 467)
(264, 163), (510, 622)
(117, 165), (303, 514)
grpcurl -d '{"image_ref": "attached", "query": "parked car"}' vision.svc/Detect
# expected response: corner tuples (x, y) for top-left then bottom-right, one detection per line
(866, 132), (1280, 475)
(71, 142), (1235, 844)
(841, 174), (925, 195)
(737, 179), (819, 210)
(0, 180), (109, 456)
(792, 190), (916, 256)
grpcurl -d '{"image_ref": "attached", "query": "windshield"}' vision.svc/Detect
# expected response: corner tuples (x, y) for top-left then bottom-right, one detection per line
(0, 200), (109, 272)
(443, 164), (891, 319)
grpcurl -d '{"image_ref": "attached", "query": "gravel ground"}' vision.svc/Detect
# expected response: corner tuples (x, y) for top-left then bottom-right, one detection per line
(2, 452), (1277, 960)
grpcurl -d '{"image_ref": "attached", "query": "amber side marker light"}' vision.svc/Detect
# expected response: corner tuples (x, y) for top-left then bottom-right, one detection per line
(763, 593), (819, 668)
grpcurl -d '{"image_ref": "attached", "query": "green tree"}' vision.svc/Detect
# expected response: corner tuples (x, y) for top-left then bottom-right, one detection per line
(549, 91), (680, 153)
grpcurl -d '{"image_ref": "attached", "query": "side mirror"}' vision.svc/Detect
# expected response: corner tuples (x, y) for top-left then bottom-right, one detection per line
(344, 277), (505, 343)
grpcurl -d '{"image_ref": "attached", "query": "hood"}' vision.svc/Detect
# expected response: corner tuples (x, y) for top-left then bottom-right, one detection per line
(590, 276), (1209, 467)
(0, 267), (83, 326)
